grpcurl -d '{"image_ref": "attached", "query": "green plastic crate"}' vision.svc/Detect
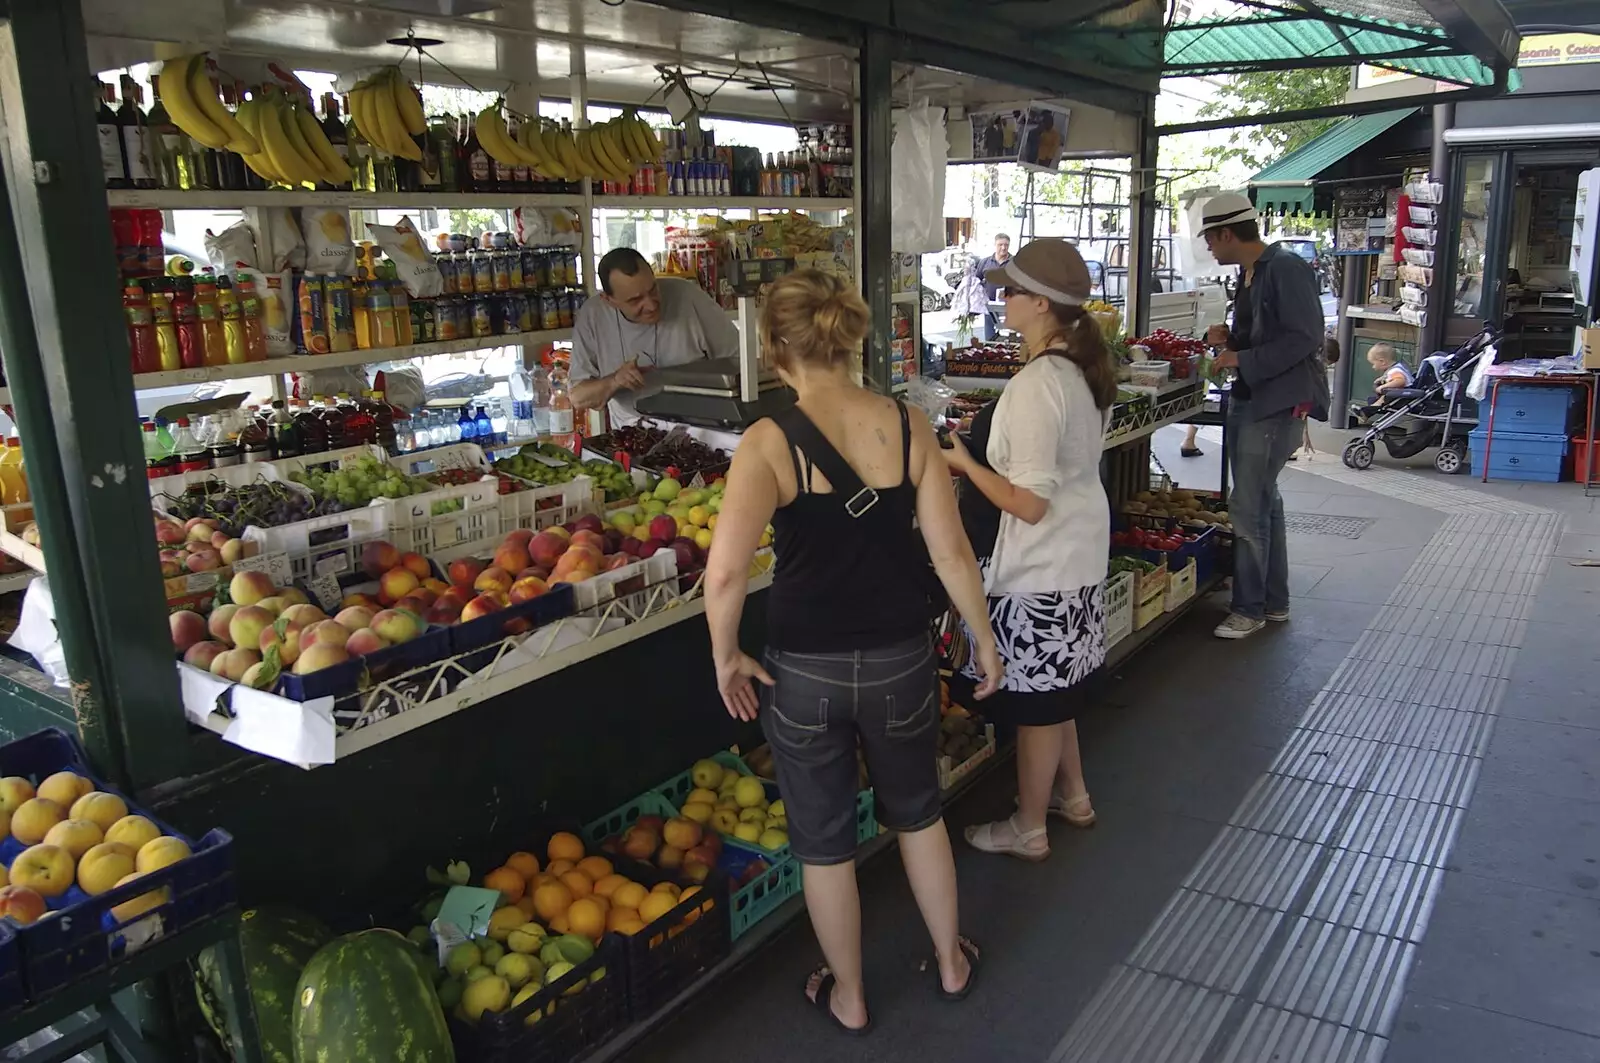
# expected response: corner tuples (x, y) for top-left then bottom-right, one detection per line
(659, 749), (878, 851)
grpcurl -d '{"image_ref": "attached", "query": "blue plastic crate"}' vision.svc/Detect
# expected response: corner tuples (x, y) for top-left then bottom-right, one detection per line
(0, 729), (234, 1002)
(1469, 428), (1568, 482)
(1489, 385), (1578, 434)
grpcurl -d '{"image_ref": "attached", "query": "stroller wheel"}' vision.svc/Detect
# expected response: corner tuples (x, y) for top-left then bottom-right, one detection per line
(1435, 443), (1468, 475)
(1342, 440), (1376, 470)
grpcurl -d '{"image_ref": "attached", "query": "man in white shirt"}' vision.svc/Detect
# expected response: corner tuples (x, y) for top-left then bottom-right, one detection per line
(569, 248), (740, 425)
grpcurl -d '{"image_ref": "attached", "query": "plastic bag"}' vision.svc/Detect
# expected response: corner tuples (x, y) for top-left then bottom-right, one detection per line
(293, 365), (371, 401)
(904, 375), (956, 426)
(891, 100), (947, 253)
(204, 221), (258, 273)
(300, 207), (355, 276)
(260, 207), (305, 272)
(367, 217), (444, 298)
(375, 365), (425, 410)
(1466, 344), (1496, 401)
(9, 577), (67, 689)
(515, 207), (583, 247)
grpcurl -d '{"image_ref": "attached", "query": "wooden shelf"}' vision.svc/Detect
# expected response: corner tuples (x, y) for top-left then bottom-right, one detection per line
(105, 190), (583, 210)
(130, 330), (572, 390)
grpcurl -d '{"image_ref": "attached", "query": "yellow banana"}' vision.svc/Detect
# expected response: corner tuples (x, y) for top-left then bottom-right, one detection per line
(280, 98), (334, 184)
(616, 113), (647, 164)
(518, 119), (566, 179)
(233, 98), (287, 185)
(474, 107), (523, 169)
(628, 110), (660, 162)
(348, 84), (378, 149)
(498, 113), (546, 169)
(634, 112), (664, 159)
(256, 96), (320, 187)
(573, 128), (606, 180)
(369, 72), (421, 160)
(158, 55), (229, 149)
(552, 124), (585, 179)
(186, 55), (259, 155)
(591, 122), (627, 175)
(391, 70), (427, 136)
(295, 103), (352, 185)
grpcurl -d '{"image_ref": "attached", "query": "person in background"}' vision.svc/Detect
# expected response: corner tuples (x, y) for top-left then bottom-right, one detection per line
(952, 259), (992, 342)
(975, 234), (1012, 340)
(1349, 343), (1413, 421)
(942, 238), (1117, 860)
(1032, 112), (1062, 167)
(1180, 423), (1203, 458)
(569, 247), (739, 426)
(1199, 193), (1329, 640)
(704, 270), (1002, 1035)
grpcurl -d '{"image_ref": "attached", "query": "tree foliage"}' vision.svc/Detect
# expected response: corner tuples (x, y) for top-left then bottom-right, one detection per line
(1197, 68), (1350, 172)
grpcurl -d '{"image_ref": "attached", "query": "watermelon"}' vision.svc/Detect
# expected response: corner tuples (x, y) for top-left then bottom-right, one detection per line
(293, 928), (455, 1063)
(196, 906), (333, 1063)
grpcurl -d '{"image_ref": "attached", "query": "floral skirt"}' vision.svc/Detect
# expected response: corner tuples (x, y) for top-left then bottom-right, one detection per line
(955, 579), (1106, 727)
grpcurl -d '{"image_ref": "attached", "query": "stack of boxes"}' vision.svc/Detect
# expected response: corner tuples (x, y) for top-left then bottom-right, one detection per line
(1470, 384), (1581, 482)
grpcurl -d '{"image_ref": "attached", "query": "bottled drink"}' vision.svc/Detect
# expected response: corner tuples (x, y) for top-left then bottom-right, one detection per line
(462, 115), (491, 193)
(170, 277), (206, 370)
(530, 358), (553, 436)
(235, 275), (268, 361)
(324, 394), (353, 450)
(142, 421), (171, 480)
(147, 278), (181, 373)
(209, 410), (242, 468)
(474, 405), (494, 446)
(136, 208), (165, 276)
(508, 362), (534, 439)
(97, 80), (128, 188)
(429, 410), (449, 447)
(155, 418), (174, 456)
(0, 438), (28, 504)
(429, 115), (460, 192)
(369, 282), (399, 349)
(548, 363), (575, 440)
(125, 282), (159, 375)
(345, 391), (377, 446)
(457, 405), (477, 443)
(293, 398), (329, 454)
(215, 274), (247, 364)
(170, 418), (211, 474)
(240, 407), (272, 463)
(148, 74), (186, 190)
(412, 412), (431, 452)
(344, 95), (373, 193)
(370, 390), (398, 453)
(270, 400), (302, 459)
(320, 93), (352, 191)
(215, 77), (249, 190)
(117, 75), (156, 190)
(488, 401), (508, 447)
(193, 272), (228, 367)
(390, 282), (413, 346)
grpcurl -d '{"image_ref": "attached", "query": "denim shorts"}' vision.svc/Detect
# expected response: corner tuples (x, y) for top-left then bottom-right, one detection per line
(760, 634), (944, 865)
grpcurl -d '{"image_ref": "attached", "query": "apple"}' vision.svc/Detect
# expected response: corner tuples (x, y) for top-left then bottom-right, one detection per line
(573, 514), (604, 535)
(345, 628), (390, 656)
(605, 554), (632, 572)
(657, 844), (684, 869)
(228, 606), (275, 652)
(400, 552), (431, 579)
(0, 777), (35, 815)
(209, 648), (261, 682)
(648, 515), (678, 542)
(259, 619), (305, 667)
(136, 835), (192, 873)
(43, 818), (103, 859)
(334, 606), (376, 631)
(639, 538), (669, 558)
(527, 532), (567, 570)
(459, 594), (505, 623)
(662, 817), (703, 851)
(619, 538), (641, 557)
(71, 791), (129, 833)
(293, 642), (350, 675)
(361, 540), (401, 579)
(0, 885), (45, 924)
(603, 530), (624, 554)
(371, 609), (420, 644)
(379, 567), (420, 606)
(620, 826), (659, 862)
(228, 570), (275, 608)
(670, 538), (700, 571)
(77, 841), (135, 895)
(448, 557), (485, 591)
(169, 611), (207, 654)
(10, 843), (74, 897)
(183, 641), (227, 671)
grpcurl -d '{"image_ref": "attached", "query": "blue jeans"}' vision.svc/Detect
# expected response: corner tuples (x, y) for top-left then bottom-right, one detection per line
(1225, 399), (1300, 620)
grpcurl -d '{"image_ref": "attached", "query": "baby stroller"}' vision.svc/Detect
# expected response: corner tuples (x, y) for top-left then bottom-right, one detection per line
(1341, 323), (1499, 474)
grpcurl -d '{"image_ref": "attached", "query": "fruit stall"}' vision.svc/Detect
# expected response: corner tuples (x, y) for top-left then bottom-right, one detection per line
(0, 0), (1168, 1058)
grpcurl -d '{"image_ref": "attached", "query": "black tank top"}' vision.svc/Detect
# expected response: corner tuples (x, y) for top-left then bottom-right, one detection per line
(766, 401), (930, 653)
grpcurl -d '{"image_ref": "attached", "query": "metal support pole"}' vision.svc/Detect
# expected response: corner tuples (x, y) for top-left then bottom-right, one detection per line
(1333, 255), (1365, 429)
(858, 29), (893, 391)
(0, 1), (188, 788)
(1129, 108), (1159, 337)
(1421, 101), (1455, 357)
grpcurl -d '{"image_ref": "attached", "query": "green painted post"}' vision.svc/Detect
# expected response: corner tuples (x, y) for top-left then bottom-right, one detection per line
(0, 1), (190, 788)
(859, 28), (893, 391)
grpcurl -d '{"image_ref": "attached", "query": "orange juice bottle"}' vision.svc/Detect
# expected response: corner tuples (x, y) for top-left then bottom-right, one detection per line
(0, 437), (29, 504)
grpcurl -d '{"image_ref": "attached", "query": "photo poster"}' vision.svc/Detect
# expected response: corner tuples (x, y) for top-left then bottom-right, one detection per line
(968, 109), (1025, 163)
(1017, 104), (1073, 174)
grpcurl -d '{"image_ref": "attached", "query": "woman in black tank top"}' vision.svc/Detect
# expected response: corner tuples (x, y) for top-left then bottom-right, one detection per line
(703, 270), (1003, 1035)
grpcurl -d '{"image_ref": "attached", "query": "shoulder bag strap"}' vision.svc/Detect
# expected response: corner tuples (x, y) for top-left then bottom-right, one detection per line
(769, 404), (879, 518)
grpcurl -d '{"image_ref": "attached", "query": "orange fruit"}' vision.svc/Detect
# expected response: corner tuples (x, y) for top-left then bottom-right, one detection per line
(612, 882), (648, 911)
(567, 897), (606, 942)
(614, 916), (646, 936)
(505, 851), (541, 880)
(680, 885), (704, 925)
(576, 856), (613, 882)
(592, 873), (630, 899)
(532, 881), (574, 923)
(515, 896), (538, 918)
(549, 911), (570, 934)
(483, 866), (525, 903)
(559, 870), (593, 899)
(638, 890), (678, 925)
(547, 832), (585, 864)
(546, 859), (576, 878)
(651, 881), (681, 899)
(607, 905), (639, 932)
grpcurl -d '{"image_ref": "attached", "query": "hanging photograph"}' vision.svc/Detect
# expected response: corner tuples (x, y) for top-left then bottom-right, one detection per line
(967, 109), (1025, 163)
(1017, 104), (1072, 173)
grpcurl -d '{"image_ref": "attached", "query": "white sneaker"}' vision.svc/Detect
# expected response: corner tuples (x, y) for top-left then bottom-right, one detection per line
(1265, 609), (1290, 623)
(1214, 614), (1266, 639)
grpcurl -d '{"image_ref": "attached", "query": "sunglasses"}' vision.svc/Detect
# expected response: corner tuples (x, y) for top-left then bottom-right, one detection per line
(1001, 286), (1038, 299)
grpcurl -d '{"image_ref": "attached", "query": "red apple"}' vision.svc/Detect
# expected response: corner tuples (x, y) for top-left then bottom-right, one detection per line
(573, 514), (604, 535)
(671, 537), (701, 570)
(648, 516), (678, 542)
(605, 553), (632, 571)
(619, 538), (641, 557)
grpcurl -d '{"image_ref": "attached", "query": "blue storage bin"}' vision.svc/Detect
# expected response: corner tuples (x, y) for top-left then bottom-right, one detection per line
(1489, 385), (1578, 434)
(1469, 428), (1567, 482)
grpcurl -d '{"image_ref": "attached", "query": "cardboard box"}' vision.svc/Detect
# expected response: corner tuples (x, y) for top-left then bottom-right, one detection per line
(1580, 328), (1600, 370)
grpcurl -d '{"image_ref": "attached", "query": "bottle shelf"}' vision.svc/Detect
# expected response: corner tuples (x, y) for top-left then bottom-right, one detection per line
(592, 195), (851, 211)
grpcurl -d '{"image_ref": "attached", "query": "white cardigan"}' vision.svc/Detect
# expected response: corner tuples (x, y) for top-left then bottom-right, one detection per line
(982, 354), (1110, 597)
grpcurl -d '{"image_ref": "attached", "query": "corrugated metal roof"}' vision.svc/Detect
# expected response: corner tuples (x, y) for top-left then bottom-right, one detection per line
(1247, 108), (1418, 215)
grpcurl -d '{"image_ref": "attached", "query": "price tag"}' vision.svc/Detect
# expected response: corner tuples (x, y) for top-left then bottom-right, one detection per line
(184, 572), (221, 594)
(312, 552), (347, 578)
(231, 550), (293, 587)
(525, 452), (569, 468)
(306, 573), (342, 611)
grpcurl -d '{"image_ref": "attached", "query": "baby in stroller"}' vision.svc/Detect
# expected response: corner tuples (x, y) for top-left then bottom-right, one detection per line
(1349, 344), (1413, 424)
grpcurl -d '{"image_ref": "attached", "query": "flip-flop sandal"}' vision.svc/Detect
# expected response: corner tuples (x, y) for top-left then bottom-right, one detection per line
(965, 815), (1049, 861)
(807, 966), (871, 1036)
(935, 936), (982, 1002)
(1181, 446), (1204, 457)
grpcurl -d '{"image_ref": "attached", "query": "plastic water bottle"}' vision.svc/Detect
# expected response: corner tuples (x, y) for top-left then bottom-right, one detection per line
(474, 405), (494, 446)
(457, 406), (477, 443)
(508, 364), (535, 439)
(530, 360), (553, 437)
(428, 410), (448, 447)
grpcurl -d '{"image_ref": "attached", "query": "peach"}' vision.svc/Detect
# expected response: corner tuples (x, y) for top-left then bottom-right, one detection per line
(105, 815), (161, 851)
(425, 600), (462, 625)
(209, 529), (232, 550)
(503, 528), (535, 550)
(77, 842), (135, 895)
(339, 592), (381, 612)
(494, 541), (531, 574)
(447, 557), (484, 590)
(0, 778), (34, 815)
(334, 606), (375, 631)
(9, 844), (73, 898)
(293, 642), (350, 675)
(509, 576), (548, 604)
(569, 530), (606, 554)
(10, 798), (65, 844)
(276, 587), (309, 607)
(228, 606), (275, 651)
(186, 549), (222, 573)
(345, 629), (390, 656)
(0, 885), (45, 924)
(459, 594), (505, 623)
(254, 595), (289, 616)
(371, 609), (420, 644)
(109, 871), (170, 924)
(136, 835), (192, 873)
(474, 566), (513, 595)
(207, 604), (239, 645)
(360, 540), (401, 578)
(154, 520), (186, 546)
(228, 570), (275, 607)
(240, 661), (277, 690)
(219, 538), (247, 565)
(378, 567), (420, 605)
(182, 641), (227, 671)
(304, 621), (352, 648)
(545, 525), (571, 541)
(400, 552), (431, 579)
(43, 818), (103, 859)
(259, 618), (305, 666)
(620, 825), (658, 862)
(279, 603), (327, 627)
(169, 610), (208, 654)
(36, 772), (91, 808)
(528, 532), (567, 570)
(421, 577), (451, 596)
(185, 519), (217, 543)
(71, 792), (128, 833)
(210, 648), (261, 682)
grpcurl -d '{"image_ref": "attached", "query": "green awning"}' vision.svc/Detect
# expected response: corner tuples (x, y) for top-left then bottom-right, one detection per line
(1248, 108), (1419, 215)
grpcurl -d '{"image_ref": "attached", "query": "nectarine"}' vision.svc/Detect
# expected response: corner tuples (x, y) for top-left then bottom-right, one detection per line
(400, 552), (432, 580)
(228, 606), (275, 653)
(361, 540), (401, 578)
(0, 885), (45, 924)
(183, 641), (227, 671)
(345, 629), (390, 656)
(229, 570), (275, 607)
(169, 610), (208, 654)
(474, 566), (513, 596)
(333, 606), (375, 631)
(448, 557), (484, 591)
(371, 609), (420, 644)
(379, 567), (420, 605)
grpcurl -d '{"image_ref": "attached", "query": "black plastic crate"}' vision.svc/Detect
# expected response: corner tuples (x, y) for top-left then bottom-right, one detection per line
(452, 933), (628, 1063)
(620, 863), (731, 1017)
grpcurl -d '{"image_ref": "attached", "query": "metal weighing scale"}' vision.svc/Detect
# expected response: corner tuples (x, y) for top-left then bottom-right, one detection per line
(634, 258), (797, 428)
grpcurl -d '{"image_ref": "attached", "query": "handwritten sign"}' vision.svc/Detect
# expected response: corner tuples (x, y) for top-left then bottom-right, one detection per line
(231, 550), (293, 588)
(306, 573), (343, 611)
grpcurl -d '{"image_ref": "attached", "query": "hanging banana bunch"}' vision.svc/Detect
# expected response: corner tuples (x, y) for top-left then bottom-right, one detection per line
(157, 52), (260, 156)
(349, 66), (424, 160)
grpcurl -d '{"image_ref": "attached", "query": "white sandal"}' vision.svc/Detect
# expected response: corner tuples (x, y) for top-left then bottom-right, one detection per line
(964, 815), (1049, 862)
(1013, 792), (1098, 828)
